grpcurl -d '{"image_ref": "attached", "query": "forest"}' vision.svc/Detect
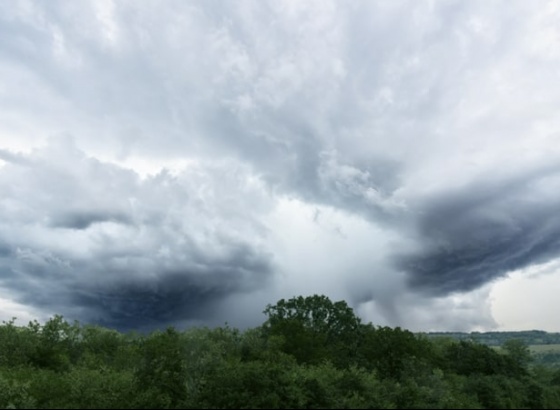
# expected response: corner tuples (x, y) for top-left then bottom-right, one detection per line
(2, 294), (560, 409)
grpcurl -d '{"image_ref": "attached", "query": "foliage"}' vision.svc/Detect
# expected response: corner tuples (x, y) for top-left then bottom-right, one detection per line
(1, 295), (560, 409)
(357, 324), (434, 380)
(262, 294), (362, 367)
(502, 339), (532, 368)
(0, 373), (36, 409)
(134, 327), (188, 408)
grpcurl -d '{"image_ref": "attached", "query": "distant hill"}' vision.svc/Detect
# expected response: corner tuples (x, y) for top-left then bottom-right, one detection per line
(421, 330), (560, 346)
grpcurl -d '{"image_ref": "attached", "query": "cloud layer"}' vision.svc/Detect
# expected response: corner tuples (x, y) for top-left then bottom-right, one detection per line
(399, 164), (560, 295)
(0, 139), (274, 329)
(1, 0), (560, 331)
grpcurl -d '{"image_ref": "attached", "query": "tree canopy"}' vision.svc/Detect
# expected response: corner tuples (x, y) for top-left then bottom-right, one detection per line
(1, 294), (559, 409)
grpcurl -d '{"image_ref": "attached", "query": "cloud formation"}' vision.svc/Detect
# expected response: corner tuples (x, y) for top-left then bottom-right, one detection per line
(1, 0), (560, 331)
(398, 165), (560, 295)
(0, 139), (274, 330)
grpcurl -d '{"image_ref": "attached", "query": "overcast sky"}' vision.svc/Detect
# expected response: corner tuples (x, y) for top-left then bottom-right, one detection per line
(1, 0), (560, 332)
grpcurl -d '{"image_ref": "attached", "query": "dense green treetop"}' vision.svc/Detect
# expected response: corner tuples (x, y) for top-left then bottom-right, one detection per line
(1, 294), (560, 409)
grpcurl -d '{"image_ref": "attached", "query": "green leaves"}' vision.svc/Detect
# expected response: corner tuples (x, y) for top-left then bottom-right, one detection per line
(134, 327), (188, 408)
(0, 374), (36, 409)
(502, 339), (532, 368)
(263, 295), (361, 337)
(262, 295), (362, 366)
(357, 324), (434, 380)
(1, 297), (560, 409)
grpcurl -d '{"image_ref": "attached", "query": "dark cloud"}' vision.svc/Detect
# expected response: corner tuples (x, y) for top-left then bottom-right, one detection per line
(396, 167), (560, 295)
(79, 256), (271, 331)
(49, 210), (132, 230)
(0, 142), (275, 330)
(6, 245), (273, 331)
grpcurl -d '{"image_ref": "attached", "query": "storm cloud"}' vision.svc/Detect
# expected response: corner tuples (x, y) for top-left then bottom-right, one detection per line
(398, 165), (560, 295)
(0, 139), (274, 330)
(1, 0), (560, 331)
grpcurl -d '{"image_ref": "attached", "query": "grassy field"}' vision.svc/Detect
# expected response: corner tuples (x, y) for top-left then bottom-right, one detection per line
(492, 344), (560, 354)
(529, 344), (560, 353)
(491, 344), (560, 367)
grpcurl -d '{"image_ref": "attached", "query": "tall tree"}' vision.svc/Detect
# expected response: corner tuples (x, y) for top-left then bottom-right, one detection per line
(262, 295), (361, 366)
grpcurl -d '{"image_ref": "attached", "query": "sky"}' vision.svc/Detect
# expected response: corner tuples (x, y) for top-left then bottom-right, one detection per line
(1, 0), (560, 332)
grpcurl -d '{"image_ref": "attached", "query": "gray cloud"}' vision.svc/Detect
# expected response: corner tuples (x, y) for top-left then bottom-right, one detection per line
(4, 245), (272, 331)
(1, 1), (560, 331)
(0, 149), (30, 165)
(397, 166), (560, 295)
(49, 210), (132, 230)
(0, 140), (274, 330)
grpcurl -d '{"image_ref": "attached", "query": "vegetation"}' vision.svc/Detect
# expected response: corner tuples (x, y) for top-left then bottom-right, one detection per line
(424, 330), (560, 346)
(425, 331), (560, 368)
(1, 295), (560, 408)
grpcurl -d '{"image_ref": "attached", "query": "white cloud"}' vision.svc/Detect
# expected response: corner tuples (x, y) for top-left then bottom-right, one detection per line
(491, 259), (560, 332)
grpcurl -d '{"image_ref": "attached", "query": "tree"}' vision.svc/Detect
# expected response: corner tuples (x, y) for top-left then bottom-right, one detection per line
(134, 327), (188, 408)
(0, 374), (36, 409)
(502, 338), (532, 369)
(0, 318), (38, 368)
(357, 324), (434, 380)
(262, 295), (362, 366)
(28, 315), (81, 372)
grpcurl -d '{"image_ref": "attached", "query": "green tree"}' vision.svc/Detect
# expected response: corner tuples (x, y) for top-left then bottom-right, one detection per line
(134, 327), (188, 408)
(79, 325), (125, 368)
(29, 315), (81, 372)
(196, 356), (302, 409)
(442, 340), (526, 378)
(0, 374), (36, 409)
(262, 295), (362, 366)
(0, 318), (38, 368)
(357, 324), (434, 380)
(502, 338), (532, 368)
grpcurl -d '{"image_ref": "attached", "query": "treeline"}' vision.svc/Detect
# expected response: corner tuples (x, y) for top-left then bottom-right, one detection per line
(424, 330), (560, 346)
(425, 331), (560, 368)
(2, 295), (560, 409)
